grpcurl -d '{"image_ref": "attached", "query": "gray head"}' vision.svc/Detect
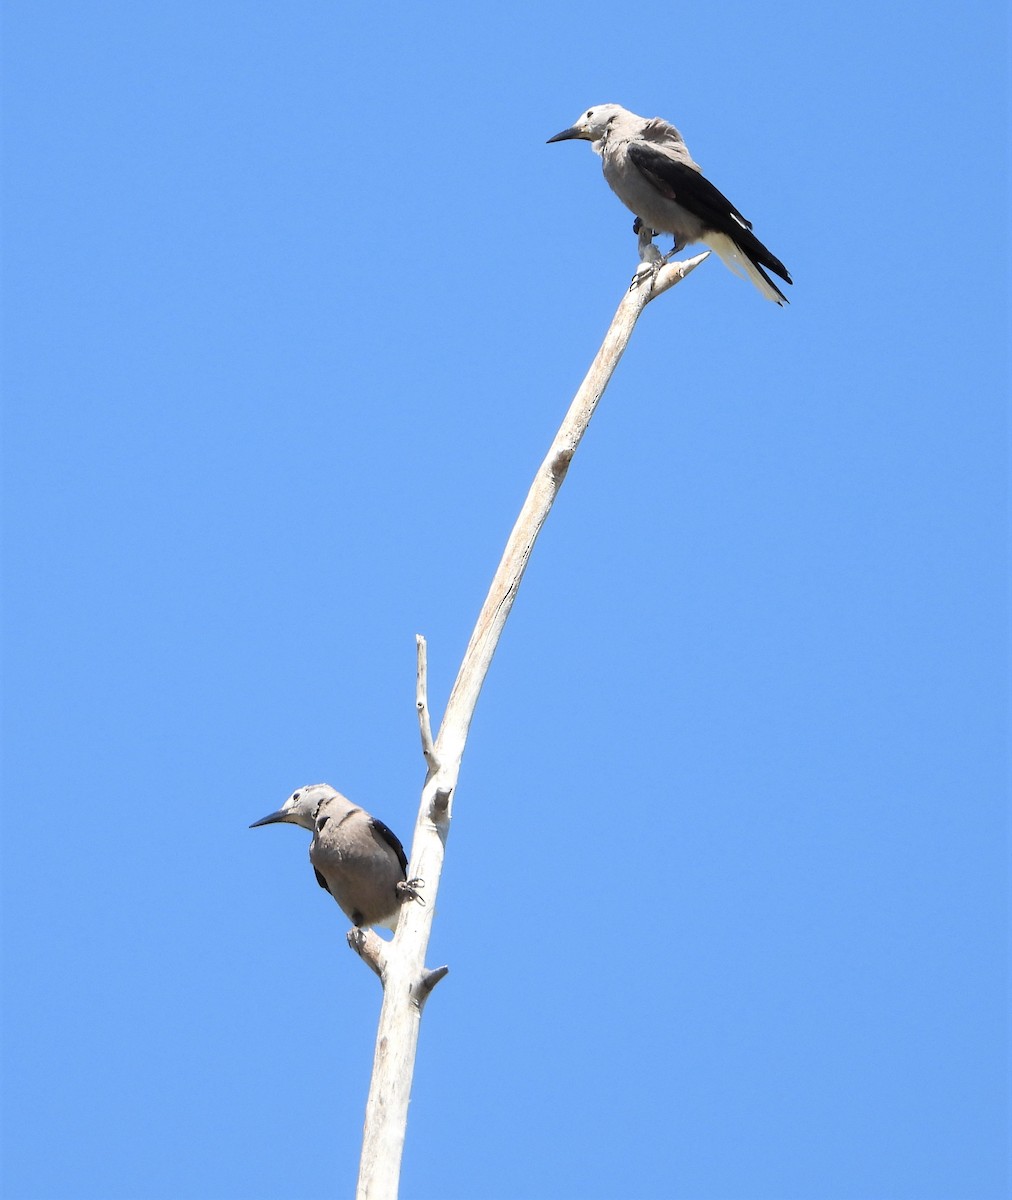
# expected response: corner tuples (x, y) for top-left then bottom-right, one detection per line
(249, 782), (344, 832)
(547, 104), (637, 148)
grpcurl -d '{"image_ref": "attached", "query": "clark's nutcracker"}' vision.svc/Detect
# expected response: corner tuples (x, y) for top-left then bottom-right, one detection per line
(250, 783), (413, 931)
(548, 104), (792, 304)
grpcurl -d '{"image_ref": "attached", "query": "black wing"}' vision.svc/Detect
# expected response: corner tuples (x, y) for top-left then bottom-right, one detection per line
(627, 142), (792, 285)
(370, 818), (408, 876)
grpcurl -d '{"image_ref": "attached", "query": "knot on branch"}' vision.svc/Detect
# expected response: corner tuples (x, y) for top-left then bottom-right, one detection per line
(550, 446), (574, 483)
(431, 787), (452, 819)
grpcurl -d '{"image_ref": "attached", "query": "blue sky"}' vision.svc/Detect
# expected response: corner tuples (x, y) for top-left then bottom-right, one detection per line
(2, 2), (1008, 1199)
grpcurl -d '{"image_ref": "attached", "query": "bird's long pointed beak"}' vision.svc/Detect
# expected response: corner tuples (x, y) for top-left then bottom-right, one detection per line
(547, 126), (585, 144)
(249, 809), (289, 828)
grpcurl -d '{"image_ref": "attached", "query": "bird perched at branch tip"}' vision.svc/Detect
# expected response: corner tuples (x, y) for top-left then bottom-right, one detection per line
(250, 783), (419, 932)
(548, 103), (792, 305)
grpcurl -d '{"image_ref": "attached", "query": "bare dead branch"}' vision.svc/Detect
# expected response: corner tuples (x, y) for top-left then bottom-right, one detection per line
(355, 252), (707, 1199)
(415, 635), (438, 772)
(415, 966), (450, 1009)
(347, 928), (388, 983)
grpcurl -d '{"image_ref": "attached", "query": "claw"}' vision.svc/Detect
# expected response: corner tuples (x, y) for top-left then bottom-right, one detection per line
(396, 877), (426, 907)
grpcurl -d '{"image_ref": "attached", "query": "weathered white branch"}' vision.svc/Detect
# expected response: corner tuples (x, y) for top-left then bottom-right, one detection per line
(355, 251), (708, 1200)
(415, 635), (437, 771)
(417, 964), (449, 1005)
(428, 251), (708, 792)
(347, 928), (388, 982)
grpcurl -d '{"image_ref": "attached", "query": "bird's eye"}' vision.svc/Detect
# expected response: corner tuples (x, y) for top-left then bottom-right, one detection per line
(586, 110), (594, 118)
(293, 791), (300, 800)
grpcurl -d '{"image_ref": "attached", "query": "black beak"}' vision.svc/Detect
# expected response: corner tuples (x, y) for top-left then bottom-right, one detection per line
(547, 126), (584, 144)
(249, 809), (288, 829)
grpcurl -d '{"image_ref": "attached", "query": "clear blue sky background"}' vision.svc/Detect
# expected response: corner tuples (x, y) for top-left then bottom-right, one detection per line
(2, 3), (1008, 1198)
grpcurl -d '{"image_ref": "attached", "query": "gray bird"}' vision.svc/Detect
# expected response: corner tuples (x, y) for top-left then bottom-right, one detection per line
(548, 103), (792, 305)
(250, 783), (410, 931)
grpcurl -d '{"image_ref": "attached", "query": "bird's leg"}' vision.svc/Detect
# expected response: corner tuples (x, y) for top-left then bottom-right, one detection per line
(396, 877), (426, 907)
(631, 217), (663, 290)
(634, 217), (662, 260)
(661, 235), (683, 264)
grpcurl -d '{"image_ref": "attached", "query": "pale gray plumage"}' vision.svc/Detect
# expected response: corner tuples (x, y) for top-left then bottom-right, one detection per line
(548, 103), (792, 305)
(250, 783), (408, 931)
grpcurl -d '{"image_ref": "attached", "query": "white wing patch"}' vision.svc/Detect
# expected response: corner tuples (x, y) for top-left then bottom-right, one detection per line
(702, 233), (787, 305)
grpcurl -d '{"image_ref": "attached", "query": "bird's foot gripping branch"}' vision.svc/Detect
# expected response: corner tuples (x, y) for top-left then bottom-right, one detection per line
(396, 877), (426, 907)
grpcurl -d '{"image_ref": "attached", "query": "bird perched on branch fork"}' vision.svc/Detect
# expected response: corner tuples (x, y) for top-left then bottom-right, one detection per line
(548, 103), (792, 305)
(250, 783), (420, 932)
